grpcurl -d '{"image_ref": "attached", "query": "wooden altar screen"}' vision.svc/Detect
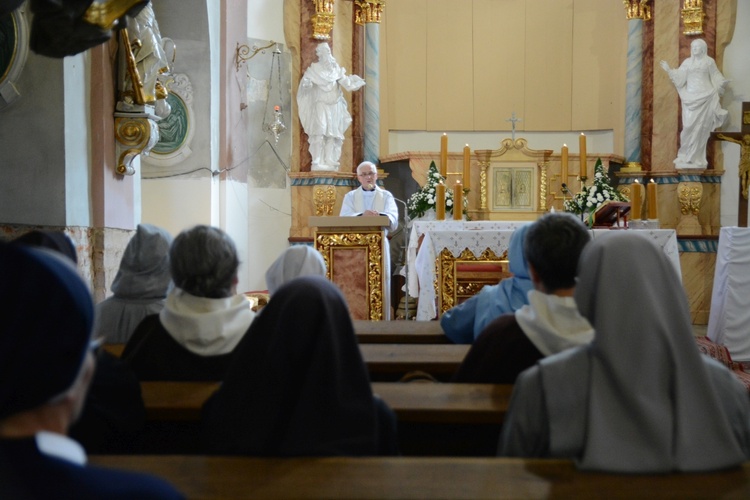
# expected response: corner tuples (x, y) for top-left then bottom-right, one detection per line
(310, 216), (390, 321)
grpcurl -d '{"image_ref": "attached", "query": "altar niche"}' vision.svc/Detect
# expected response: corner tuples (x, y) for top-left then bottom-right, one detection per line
(472, 138), (552, 221)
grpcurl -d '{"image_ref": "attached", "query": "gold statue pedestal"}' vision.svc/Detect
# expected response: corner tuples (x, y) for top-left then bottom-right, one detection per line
(310, 216), (391, 321)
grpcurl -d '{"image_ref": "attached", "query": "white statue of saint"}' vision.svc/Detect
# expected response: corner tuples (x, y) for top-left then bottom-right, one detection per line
(660, 39), (729, 169)
(297, 43), (365, 171)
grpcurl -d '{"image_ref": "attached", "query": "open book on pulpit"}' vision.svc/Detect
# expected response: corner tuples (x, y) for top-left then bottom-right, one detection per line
(592, 201), (631, 229)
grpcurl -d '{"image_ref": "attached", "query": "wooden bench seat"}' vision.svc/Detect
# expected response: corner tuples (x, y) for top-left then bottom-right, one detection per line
(89, 455), (750, 499)
(139, 381), (511, 425)
(106, 343), (468, 379)
(353, 320), (448, 344)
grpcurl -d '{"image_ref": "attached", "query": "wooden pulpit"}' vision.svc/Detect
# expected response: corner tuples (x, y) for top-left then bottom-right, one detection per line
(309, 216), (391, 321)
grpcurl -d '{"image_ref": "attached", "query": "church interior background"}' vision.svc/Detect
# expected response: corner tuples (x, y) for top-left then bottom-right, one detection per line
(1, 0), (749, 325)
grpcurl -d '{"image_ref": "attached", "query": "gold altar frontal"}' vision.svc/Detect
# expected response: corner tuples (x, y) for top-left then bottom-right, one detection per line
(310, 216), (390, 321)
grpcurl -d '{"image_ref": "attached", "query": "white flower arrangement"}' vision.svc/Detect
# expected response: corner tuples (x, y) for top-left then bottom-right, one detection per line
(406, 161), (468, 219)
(563, 158), (628, 225)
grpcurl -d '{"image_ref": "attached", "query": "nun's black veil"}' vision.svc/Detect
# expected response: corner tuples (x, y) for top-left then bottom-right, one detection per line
(203, 275), (386, 456)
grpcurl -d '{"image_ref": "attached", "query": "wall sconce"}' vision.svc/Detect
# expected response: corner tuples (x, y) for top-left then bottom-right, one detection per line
(311, 0), (335, 40)
(235, 40), (276, 72)
(681, 0), (705, 35)
(352, 0), (385, 25)
(623, 0), (651, 21)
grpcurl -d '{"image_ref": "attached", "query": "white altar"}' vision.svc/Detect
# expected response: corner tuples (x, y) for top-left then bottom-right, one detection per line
(408, 222), (681, 321)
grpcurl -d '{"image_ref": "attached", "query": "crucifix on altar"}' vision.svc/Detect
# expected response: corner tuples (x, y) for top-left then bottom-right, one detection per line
(713, 102), (750, 227)
(506, 112), (522, 141)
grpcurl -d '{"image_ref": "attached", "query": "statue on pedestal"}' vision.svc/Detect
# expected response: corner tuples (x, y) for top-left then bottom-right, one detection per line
(660, 39), (729, 169)
(297, 43), (365, 171)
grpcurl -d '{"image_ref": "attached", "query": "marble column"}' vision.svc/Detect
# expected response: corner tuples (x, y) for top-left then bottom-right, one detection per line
(623, 19), (643, 170)
(364, 23), (380, 164)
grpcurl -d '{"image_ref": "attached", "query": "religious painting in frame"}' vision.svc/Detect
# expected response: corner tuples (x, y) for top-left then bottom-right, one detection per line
(0, 6), (29, 110)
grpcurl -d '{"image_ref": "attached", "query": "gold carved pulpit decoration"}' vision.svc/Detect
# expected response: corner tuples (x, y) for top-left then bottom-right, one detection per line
(310, 216), (390, 320)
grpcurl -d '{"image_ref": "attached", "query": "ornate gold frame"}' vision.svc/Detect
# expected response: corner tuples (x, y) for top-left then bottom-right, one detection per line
(437, 247), (509, 316)
(315, 230), (386, 320)
(473, 138), (551, 221)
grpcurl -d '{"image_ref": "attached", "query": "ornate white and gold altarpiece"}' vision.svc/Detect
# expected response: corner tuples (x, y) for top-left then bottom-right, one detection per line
(410, 223), (681, 321)
(310, 216), (391, 321)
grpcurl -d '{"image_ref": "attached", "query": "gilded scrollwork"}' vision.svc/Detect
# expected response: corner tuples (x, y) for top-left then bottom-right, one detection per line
(678, 183), (703, 216)
(313, 186), (336, 216)
(315, 230), (385, 320)
(437, 247), (508, 316)
(538, 162), (548, 211)
(479, 161), (490, 210)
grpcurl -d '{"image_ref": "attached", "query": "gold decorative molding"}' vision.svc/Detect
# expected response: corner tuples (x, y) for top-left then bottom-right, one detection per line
(114, 116), (159, 175)
(623, 0), (651, 21)
(621, 161), (643, 172)
(538, 162), (548, 212)
(352, 0), (385, 25)
(313, 186), (336, 215)
(479, 160), (489, 210)
(681, 0), (705, 35)
(315, 231), (385, 320)
(311, 0), (335, 40)
(437, 247), (508, 316)
(678, 183), (703, 216)
(83, 0), (146, 30)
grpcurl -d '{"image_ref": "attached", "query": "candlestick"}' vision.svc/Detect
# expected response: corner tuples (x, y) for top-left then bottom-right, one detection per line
(440, 133), (448, 178)
(561, 144), (568, 187)
(463, 145), (471, 191)
(579, 133), (587, 179)
(436, 182), (446, 220)
(647, 179), (657, 219)
(630, 180), (642, 220)
(453, 180), (463, 220)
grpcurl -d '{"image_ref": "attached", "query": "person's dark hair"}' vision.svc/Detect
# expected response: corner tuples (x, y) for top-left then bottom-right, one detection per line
(523, 212), (590, 292)
(170, 225), (239, 298)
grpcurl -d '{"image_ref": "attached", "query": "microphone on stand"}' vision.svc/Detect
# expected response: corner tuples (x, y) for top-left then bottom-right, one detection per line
(392, 197), (411, 320)
(561, 183), (571, 196)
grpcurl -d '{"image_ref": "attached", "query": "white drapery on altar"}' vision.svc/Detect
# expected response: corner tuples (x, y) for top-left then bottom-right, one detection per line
(409, 223), (681, 321)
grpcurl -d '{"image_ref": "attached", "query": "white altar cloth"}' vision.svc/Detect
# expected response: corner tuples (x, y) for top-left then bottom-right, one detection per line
(412, 227), (681, 321)
(707, 227), (750, 362)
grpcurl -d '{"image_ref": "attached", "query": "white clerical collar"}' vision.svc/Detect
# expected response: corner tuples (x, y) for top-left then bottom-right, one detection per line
(36, 431), (87, 465)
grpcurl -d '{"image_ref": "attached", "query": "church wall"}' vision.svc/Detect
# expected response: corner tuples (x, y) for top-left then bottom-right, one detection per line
(720, 0), (750, 227)
(384, 0), (627, 153)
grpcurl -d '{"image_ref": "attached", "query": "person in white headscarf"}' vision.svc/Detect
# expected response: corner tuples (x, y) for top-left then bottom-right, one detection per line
(265, 246), (327, 296)
(498, 231), (750, 472)
(122, 225), (255, 381)
(452, 212), (593, 383)
(96, 224), (173, 345)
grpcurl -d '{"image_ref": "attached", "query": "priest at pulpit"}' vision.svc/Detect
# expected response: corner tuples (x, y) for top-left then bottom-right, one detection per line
(340, 161), (399, 319)
(340, 161), (398, 233)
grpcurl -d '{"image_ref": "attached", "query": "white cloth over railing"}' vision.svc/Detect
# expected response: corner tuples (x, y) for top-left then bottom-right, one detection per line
(412, 227), (681, 321)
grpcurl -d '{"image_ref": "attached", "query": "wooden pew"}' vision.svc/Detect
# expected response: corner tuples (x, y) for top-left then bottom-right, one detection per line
(139, 381), (511, 425)
(89, 455), (750, 499)
(359, 344), (469, 376)
(104, 321), (452, 361)
(353, 320), (449, 344)
(107, 343), (469, 378)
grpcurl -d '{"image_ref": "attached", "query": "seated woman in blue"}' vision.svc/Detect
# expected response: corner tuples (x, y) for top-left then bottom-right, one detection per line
(202, 275), (398, 456)
(440, 223), (533, 344)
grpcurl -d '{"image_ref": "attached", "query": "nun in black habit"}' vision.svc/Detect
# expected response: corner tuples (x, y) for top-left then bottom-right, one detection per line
(202, 275), (398, 456)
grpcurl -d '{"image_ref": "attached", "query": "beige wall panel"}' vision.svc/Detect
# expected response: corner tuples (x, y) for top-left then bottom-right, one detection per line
(571, 0), (627, 151)
(523, 0), (573, 130)
(386, 0), (428, 130)
(425, 0), (474, 131)
(473, 0), (526, 130)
